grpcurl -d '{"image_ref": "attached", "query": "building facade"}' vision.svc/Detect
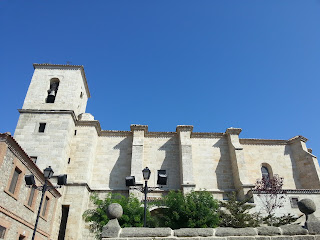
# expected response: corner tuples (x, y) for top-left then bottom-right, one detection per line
(8, 63), (320, 239)
(0, 133), (60, 240)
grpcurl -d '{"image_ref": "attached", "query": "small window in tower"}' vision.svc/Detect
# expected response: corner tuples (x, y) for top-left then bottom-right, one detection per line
(68, 158), (71, 164)
(39, 123), (46, 133)
(80, 92), (83, 98)
(46, 78), (60, 103)
(74, 130), (77, 135)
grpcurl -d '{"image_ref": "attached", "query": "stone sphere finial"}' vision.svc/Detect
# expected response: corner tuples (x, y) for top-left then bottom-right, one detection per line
(106, 203), (123, 219)
(298, 199), (316, 215)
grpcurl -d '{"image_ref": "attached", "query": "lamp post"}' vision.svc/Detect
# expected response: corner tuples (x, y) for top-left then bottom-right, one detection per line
(142, 167), (151, 227)
(126, 167), (167, 227)
(25, 166), (67, 240)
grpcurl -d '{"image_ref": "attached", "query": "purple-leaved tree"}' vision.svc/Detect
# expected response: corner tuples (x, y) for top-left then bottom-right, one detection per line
(254, 174), (286, 216)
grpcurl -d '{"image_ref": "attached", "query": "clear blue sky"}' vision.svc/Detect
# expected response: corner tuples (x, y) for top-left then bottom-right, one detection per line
(1, 1), (320, 160)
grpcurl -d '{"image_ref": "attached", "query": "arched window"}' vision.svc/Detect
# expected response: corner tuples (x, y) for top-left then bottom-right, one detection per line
(46, 78), (60, 103)
(261, 166), (269, 179)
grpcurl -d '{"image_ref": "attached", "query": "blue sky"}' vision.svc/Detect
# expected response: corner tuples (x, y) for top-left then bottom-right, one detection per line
(1, 1), (320, 159)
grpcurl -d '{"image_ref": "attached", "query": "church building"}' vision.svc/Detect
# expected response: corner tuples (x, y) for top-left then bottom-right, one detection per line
(3, 63), (320, 239)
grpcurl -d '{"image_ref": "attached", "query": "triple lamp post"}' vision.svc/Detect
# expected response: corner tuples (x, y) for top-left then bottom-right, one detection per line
(125, 167), (167, 227)
(25, 166), (67, 240)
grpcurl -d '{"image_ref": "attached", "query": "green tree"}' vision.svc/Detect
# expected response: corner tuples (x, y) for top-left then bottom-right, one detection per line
(160, 190), (220, 229)
(262, 213), (301, 227)
(83, 193), (152, 239)
(219, 192), (260, 228)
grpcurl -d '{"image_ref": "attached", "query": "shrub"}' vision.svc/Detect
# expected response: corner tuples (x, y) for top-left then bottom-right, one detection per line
(83, 193), (152, 239)
(262, 213), (302, 227)
(160, 190), (220, 229)
(219, 192), (260, 228)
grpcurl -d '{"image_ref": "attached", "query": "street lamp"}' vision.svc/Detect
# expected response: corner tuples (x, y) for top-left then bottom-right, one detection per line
(142, 167), (151, 227)
(142, 167), (151, 181)
(126, 167), (167, 227)
(25, 166), (67, 240)
(43, 166), (54, 179)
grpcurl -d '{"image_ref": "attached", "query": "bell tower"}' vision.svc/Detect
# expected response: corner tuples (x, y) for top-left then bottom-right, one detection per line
(14, 63), (90, 173)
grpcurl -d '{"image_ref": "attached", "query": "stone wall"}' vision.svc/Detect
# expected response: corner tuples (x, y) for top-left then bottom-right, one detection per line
(252, 192), (320, 219)
(14, 112), (76, 174)
(143, 135), (181, 191)
(242, 144), (297, 189)
(102, 226), (320, 240)
(0, 133), (60, 240)
(191, 135), (234, 194)
(22, 64), (89, 117)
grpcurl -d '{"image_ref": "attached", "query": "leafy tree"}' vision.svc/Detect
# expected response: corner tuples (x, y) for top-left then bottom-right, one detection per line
(262, 213), (301, 227)
(160, 190), (220, 229)
(219, 192), (260, 228)
(83, 193), (152, 239)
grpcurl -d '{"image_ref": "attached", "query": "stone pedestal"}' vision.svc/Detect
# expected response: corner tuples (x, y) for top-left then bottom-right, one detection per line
(298, 198), (320, 234)
(101, 203), (123, 238)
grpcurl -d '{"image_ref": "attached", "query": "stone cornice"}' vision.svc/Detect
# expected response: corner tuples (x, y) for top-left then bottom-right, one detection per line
(77, 120), (132, 137)
(240, 135), (311, 146)
(240, 138), (288, 145)
(69, 183), (130, 192)
(252, 189), (320, 194)
(33, 63), (91, 98)
(18, 109), (77, 124)
(288, 135), (308, 143)
(146, 132), (177, 138)
(130, 124), (148, 133)
(191, 132), (225, 138)
(66, 182), (92, 192)
(100, 130), (131, 137)
(76, 120), (102, 133)
(225, 127), (242, 135)
(176, 125), (193, 132)
(65, 183), (131, 194)
(0, 133), (61, 198)
(284, 189), (320, 194)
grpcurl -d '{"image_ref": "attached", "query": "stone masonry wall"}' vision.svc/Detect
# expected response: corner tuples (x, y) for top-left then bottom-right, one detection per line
(143, 136), (181, 191)
(68, 125), (98, 183)
(14, 112), (75, 174)
(91, 135), (132, 190)
(0, 136), (58, 240)
(102, 226), (320, 240)
(242, 144), (298, 189)
(252, 193), (320, 219)
(191, 136), (234, 195)
(22, 67), (89, 117)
